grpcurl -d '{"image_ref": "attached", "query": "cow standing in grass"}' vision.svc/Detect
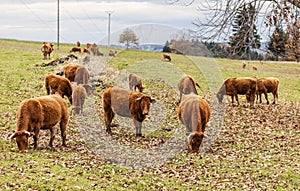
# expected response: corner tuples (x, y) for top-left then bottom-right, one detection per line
(257, 77), (279, 104)
(41, 42), (54, 60)
(177, 74), (202, 103)
(178, 94), (210, 153)
(129, 73), (144, 92)
(102, 86), (155, 136)
(217, 77), (257, 106)
(9, 94), (69, 152)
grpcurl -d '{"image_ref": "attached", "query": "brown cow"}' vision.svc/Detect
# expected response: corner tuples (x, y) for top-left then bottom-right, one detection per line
(242, 61), (247, 69)
(252, 66), (258, 71)
(74, 66), (89, 85)
(129, 73), (144, 92)
(178, 94), (210, 153)
(45, 73), (73, 104)
(9, 94), (69, 151)
(163, 53), (171, 61)
(76, 41), (81, 47)
(177, 74), (202, 103)
(217, 77), (257, 106)
(63, 63), (81, 82)
(103, 86), (155, 136)
(72, 85), (87, 115)
(41, 42), (54, 60)
(70, 47), (81, 53)
(257, 77), (279, 104)
(109, 50), (117, 57)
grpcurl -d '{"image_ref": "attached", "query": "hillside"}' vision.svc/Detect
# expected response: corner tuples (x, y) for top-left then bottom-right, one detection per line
(0, 39), (299, 190)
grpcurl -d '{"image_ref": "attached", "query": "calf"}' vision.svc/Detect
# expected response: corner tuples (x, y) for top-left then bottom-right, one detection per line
(45, 73), (73, 104)
(177, 74), (201, 103)
(41, 42), (54, 60)
(9, 94), (69, 151)
(178, 94), (210, 153)
(217, 77), (257, 106)
(102, 86), (155, 136)
(257, 77), (279, 104)
(72, 85), (87, 115)
(129, 73), (144, 92)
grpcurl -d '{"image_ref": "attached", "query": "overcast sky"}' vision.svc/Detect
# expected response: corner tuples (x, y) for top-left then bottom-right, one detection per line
(1, 0), (201, 45)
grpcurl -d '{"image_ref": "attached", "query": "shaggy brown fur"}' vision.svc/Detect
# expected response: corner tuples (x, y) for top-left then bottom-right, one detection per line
(177, 74), (201, 103)
(217, 77), (257, 106)
(63, 63), (81, 82)
(41, 42), (54, 60)
(9, 94), (69, 151)
(76, 41), (80, 47)
(178, 94), (210, 153)
(103, 86), (155, 136)
(129, 73), (144, 92)
(163, 53), (171, 61)
(83, 48), (90, 54)
(257, 77), (279, 104)
(72, 85), (87, 115)
(74, 66), (89, 85)
(45, 73), (73, 104)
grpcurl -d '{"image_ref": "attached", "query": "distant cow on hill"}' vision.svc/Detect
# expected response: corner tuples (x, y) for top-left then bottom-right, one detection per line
(109, 50), (117, 57)
(178, 94), (210, 153)
(70, 47), (81, 53)
(41, 42), (54, 60)
(163, 53), (171, 62)
(257, 77), (279, 104)
(129, 73), (144, 92)
(177, 74), (202, 103)
(217, 77), (257, 106)
(45, 73), (73, 104)
(102, 86), (155, 136)
(9, 94), (69, 152)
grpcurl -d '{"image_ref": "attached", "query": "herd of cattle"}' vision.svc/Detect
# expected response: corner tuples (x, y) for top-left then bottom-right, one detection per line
(9, 42), (280, 153)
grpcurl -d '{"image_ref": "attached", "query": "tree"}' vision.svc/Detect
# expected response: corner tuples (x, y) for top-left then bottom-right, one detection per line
(119, 28), (139, 49)
(228, 3), (261, 59)
(268, 27), (287, 61)
(162, 41), (171, 52)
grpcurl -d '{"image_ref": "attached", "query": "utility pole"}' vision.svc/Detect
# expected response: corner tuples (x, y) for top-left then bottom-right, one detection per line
(105, 11), (113, 47)
(57, 0), (60, 50)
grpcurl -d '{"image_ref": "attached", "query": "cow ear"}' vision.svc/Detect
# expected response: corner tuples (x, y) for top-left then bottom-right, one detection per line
(150, 98), (156, 103)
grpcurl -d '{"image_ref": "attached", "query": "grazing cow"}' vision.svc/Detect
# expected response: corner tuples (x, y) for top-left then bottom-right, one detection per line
(74, 66), (89, 85)
(76, 41), (80, 47)
(83, 48), (90, 54)
(109, 50), (117, 57)
(252, 66), (258, 71)
(63, 63), (81, 82)
(129, 73), (144, 92)
(102, 86), (155, 136)
(70, 47), (81, 53)
(177, 74), (201, 103)
(242, 61), (247, 69)
(90, 43), (103, 56)
(178, 94), (210, 153)
(9, 94), (69, 152)
(41, 42), (54, 60)
(257, 77), (279, 104)
(217, 77), (257, 106)
(163, 53), (171, 62)
(45, 73), (73, 104)
(72, 85), (87, 115)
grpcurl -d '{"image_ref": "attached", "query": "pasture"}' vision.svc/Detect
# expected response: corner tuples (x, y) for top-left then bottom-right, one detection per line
(0, 39), (299, 190)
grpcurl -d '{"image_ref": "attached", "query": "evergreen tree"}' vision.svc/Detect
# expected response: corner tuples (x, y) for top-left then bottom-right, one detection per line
(162, 41), (171, 52)
(229, 3), (261, 59)
(268, 27), (287, 61)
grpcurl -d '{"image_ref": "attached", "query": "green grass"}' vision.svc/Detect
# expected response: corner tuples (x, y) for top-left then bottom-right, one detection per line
(0, 39), (300, 190)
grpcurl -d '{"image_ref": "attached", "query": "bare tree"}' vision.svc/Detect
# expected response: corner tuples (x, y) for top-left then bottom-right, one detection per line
(119, 28), (139, 49)
(169, 0), (300, 58)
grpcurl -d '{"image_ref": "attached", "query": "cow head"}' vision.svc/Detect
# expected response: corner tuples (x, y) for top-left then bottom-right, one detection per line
(135, 96), (156, 115)
(216, 92), (224, 103)
(187, 132), (204, 153)
(9, 130), (34, 152)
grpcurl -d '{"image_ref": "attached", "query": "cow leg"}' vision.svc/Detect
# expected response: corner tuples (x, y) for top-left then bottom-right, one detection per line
(49, 128), (55, 147)
(259, 93), (262, 104)
(33, 128), (40, 150)
(264, 92), (269, 104)
(104, 110), (114, 133)
(234, 94), (239, 105)
(272, 92), (276, 104)
(134, 119), (142, 137)
(179, 93), (183, 104)
(59, 120), (67, 147)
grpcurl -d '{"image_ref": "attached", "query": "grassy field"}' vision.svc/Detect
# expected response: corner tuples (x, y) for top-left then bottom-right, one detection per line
(0, 39), (299, 190)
